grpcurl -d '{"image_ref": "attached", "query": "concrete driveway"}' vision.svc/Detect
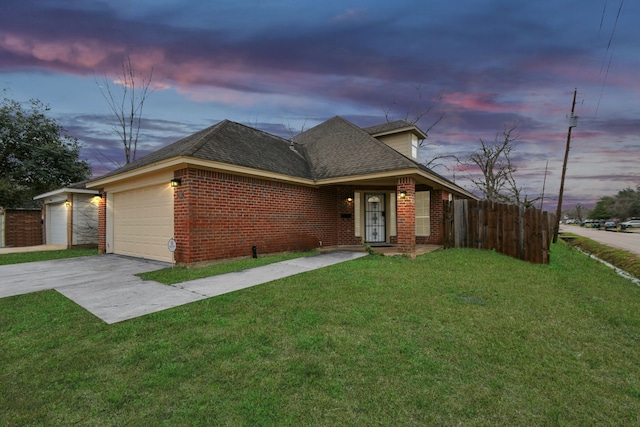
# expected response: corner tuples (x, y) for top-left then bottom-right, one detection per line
(0, 252), (367, 324)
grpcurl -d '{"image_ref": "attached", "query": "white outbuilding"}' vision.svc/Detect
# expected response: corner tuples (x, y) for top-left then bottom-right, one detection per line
(33, 182), (101, 247)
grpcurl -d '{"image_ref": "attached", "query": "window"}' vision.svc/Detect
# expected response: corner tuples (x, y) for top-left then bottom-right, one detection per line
(415, 191), (430, 236)
(411, 135), (419, 159)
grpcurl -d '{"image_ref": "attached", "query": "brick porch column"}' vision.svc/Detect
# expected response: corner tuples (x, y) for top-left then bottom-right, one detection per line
(97, 191), (106, 254)
(173, 169), (191, 264)
(397, 177), (416, 257)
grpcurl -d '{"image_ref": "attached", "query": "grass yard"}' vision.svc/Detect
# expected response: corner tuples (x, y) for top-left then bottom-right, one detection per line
(562, 232), (640, 279)
(0, 248), (98, 265)
(2, 243), (640, 425)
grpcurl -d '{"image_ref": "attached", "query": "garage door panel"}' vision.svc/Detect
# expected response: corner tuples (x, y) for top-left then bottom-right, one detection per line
(47, 203), (67, 245)
(113, 185), (173, 262)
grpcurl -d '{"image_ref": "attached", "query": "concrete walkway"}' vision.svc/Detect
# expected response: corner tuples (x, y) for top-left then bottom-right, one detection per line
(0, 252), (367, 324)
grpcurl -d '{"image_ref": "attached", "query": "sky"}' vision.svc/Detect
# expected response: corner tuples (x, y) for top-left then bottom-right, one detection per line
(1, 0), (638, 212)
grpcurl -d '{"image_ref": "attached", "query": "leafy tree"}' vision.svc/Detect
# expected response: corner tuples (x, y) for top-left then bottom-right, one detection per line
(590, 196), (615, 220)
(0, 94), (91, 208)
(610, 187), (640, 220)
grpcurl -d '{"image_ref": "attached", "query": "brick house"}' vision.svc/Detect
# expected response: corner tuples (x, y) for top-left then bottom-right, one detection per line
(88, 116), (476, 264)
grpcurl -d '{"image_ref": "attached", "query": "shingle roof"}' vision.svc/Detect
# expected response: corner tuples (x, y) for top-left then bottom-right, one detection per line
(92, 117), (472, 198)
(363, 120), (428, 139)
(293, 116), (419, 179)
(97, 120), (313, 180)
(363, 120), (412, 135)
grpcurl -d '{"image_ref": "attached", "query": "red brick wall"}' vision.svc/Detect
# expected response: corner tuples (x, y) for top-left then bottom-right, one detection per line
(5, 209), (43, 247)
(93, 167), (454, 263)
(416, 189), (448, 245)
(97, 193), (106, 253)
(335, 186), (362, 246)
(396, 177), (416, 254)
(173, 168), (339, 264)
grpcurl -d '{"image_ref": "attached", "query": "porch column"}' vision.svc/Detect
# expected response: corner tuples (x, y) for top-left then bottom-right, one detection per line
(173, 169), (190, 264)
(397, 177), (416, 257)
(97, 191), (106, 254)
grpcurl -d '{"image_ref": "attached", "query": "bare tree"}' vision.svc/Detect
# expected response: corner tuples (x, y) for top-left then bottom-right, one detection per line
(383, 86), (456, 170)
(96, 55), (154, 164)
(384, 87), (445, 135)
(466, 125), (517, 202)
(466, 124), (539, 207)
(283, 118), (308, 140)
(573, 203), (587, 222)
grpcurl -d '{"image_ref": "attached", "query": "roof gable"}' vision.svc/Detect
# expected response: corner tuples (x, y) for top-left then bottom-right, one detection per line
(293, 116), (418, 179)
(97, 120), (312, 180)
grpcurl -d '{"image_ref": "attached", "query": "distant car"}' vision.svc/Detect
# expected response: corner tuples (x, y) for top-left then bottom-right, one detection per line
(604, 221), (617, 230)
(619, 219), (640, 230)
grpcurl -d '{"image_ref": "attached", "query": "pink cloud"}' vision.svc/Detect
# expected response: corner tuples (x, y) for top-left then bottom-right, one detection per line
(1, 32), (167, 83)
(442, 92), (522, 113)
(0, 32), (122, 68)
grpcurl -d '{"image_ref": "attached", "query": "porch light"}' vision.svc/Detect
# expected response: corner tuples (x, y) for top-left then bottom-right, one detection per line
(170, 178), (182, 188)
(65, 199), (71, 207)
(399, 190), (407, 198)
(346, 197), (353, 203)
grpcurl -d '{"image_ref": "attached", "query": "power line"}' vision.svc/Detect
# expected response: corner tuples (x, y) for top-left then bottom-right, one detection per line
(595, 0), (624, 118)
(595, 47), (615, 118)
(598, 1), (607, 39)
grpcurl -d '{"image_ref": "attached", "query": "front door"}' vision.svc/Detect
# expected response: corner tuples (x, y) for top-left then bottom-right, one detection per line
(365, 193), (385, 243)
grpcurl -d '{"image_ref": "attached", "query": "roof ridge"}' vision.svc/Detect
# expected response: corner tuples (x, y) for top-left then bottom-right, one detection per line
(342, 117), (419, 168)
(183, 120), (229, 157)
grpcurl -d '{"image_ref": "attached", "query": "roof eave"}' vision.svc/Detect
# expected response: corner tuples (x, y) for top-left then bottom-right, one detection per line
(33, 188), (100, 200)
(315, 168), (477, 199)
(369, 126), (428, 140)
(87, 156), (317, 189)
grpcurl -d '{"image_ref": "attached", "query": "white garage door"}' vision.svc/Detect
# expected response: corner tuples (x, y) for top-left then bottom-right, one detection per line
(47, 203), (68, 245)
(113, 184), (174, 262)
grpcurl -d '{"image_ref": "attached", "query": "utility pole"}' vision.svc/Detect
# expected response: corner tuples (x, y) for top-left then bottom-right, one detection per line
(540, 159), (549, 210)
(553, 89), (578, 243)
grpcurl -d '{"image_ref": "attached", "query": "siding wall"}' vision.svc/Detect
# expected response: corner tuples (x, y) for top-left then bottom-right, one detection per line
(72, 194), (99, 245)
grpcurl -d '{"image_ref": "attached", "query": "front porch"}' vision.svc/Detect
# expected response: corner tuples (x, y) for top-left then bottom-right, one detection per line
(319, 244), (442, 257)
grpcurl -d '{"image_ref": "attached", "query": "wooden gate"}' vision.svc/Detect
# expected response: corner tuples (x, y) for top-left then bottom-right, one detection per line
(443, 200), (554, 264)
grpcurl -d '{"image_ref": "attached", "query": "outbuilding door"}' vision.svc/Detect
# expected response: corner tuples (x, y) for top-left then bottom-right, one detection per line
(365, 193), (386, 243)
(112, 184), (174, 262)
(46, 202), (68, 245)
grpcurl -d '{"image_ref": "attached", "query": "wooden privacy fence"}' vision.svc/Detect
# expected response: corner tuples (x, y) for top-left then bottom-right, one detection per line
(443, 199), (554, 264)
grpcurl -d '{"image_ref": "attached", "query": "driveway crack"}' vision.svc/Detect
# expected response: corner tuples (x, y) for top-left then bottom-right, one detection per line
(169, 283), (209, 298)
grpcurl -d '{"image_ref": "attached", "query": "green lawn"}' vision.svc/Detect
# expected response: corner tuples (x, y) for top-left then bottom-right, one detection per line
(2, 243), (640, 425)
(562, 232), (640, 279)
(0, 248), (98, 265)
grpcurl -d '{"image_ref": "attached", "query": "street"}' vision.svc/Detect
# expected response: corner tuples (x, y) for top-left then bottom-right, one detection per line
(559, 225), (640, 257)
